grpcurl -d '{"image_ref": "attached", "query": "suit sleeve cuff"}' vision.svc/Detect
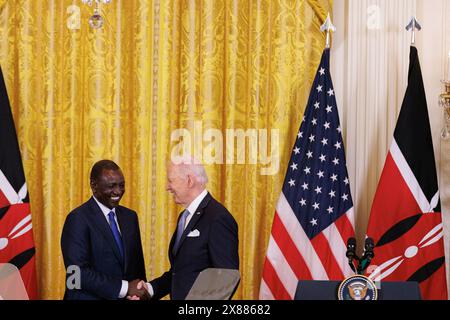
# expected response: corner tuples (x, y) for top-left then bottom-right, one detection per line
(146, 282), (154, 297)
(118, 280), (128, 298)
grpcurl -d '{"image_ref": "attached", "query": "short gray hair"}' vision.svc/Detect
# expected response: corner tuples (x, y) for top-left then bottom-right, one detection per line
(171, 155), (208, 186)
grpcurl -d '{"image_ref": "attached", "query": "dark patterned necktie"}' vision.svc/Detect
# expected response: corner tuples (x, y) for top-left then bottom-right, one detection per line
(108, 211), (124, 259)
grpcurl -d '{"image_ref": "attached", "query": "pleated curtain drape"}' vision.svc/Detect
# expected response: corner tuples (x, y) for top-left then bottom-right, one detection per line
(0, 0), (331, 299)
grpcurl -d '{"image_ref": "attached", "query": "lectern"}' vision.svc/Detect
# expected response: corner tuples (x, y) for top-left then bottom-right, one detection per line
(294, 280), (421, 300)
(185, 268), (240, 300)
(0, 263), (29, 300)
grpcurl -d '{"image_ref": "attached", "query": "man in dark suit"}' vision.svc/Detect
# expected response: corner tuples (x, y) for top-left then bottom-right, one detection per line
(61, 160), (148, 300)
(135, 157), (239, 300)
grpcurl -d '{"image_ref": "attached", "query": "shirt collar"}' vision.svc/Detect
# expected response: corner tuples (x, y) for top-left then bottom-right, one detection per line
(185, 189), (207, 215)
(93, 196), (116, 218)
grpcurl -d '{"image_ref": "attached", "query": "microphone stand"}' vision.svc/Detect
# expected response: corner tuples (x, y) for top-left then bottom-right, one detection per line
(358, 238), (375, 275)
(346, 238), (375, 275)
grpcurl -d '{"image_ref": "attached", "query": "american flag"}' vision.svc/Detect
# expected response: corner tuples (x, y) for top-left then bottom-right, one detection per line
(260, 49), (355, 300)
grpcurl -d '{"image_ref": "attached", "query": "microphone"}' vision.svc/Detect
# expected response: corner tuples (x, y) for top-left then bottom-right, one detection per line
(360, 237), (375, 273)
(365, 237), (374, 258)
(346, 237), (357, 273)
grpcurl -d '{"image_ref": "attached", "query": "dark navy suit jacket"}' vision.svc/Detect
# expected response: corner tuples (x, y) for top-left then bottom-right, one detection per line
(60, 197), (146, 300)
(150, 192), (239, 300)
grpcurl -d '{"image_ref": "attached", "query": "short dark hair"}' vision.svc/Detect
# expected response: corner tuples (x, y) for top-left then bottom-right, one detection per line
(90, 160), (120, 181)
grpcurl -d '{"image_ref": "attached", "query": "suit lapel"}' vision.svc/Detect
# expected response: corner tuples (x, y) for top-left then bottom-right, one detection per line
(171, 193), (212, 257)
(169, 227), (176, 262)
(88, 198), (124, 267)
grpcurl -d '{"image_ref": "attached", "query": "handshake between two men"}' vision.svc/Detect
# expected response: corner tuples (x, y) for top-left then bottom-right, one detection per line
(61, 159), (239, 300)
(127, 280), (150, 300)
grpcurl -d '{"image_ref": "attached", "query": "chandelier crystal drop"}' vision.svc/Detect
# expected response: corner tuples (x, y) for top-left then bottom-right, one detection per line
(81, 0), (112, 29)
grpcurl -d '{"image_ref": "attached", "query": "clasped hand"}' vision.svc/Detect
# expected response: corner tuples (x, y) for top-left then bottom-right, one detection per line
(126, 279), (150, 300)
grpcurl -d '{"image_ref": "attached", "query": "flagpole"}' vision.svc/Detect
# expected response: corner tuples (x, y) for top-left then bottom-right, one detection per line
(320, 13), (336, 49)
(405, 16), (422, 46)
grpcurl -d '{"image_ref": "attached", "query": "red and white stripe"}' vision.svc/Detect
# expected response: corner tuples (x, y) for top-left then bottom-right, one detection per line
(390, 140), (439, 213)
(259, 193), (355, 299)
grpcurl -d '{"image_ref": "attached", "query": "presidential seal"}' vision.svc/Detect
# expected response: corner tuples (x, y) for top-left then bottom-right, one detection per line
(337, 275), (378, 300)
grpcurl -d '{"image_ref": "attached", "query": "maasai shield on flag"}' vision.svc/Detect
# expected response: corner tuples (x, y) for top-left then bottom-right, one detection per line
(0, 66), (38, 299)
(366, 46), (447, 300)
(260, 49), (355, 300)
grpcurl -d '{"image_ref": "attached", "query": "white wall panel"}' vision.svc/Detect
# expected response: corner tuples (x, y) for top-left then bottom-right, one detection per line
(332, 0), (450, 296)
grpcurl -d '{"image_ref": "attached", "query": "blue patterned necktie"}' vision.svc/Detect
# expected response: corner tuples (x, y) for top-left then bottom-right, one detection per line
(172, 209), (189, 254)
(108, 211), (124, 259)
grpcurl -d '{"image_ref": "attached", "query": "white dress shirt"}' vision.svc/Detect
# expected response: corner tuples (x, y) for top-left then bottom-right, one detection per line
(184, 189), (207, 229)
(145, 189), (208, 297)
(92, 196), (128, 299)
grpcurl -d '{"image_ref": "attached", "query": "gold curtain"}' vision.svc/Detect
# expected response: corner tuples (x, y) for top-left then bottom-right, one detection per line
(0, 0), (331, 299)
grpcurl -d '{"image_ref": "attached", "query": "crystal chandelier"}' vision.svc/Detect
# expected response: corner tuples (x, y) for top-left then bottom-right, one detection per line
(439, 52), (450, 140)
(81, 0), (112, 29)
